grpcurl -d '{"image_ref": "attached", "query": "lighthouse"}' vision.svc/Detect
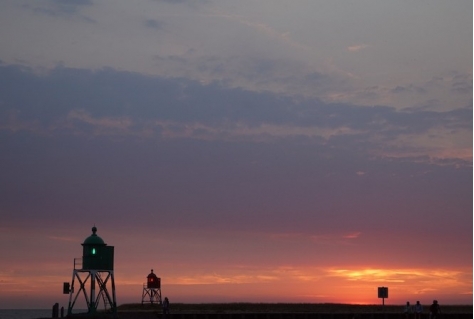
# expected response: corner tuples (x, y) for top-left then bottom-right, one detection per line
(141, 269), (162, 305)
(64, 226), (117, 317)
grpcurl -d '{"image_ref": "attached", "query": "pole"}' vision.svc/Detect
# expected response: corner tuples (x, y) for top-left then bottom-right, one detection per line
(90, 271), (96, 313)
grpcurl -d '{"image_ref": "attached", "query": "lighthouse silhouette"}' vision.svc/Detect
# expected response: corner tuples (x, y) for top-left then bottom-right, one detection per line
(64, 226), (117, 317)
(142, 269), (162, 305)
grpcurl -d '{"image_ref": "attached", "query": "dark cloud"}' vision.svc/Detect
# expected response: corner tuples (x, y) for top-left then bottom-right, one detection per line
(0, 64), (470, 166)
(451, 74), (473, 94)
(390, 84), (426, 94)
(0, 64), (470, 263)
(144, 19), (165, 30)
(27, 0), (93, 16)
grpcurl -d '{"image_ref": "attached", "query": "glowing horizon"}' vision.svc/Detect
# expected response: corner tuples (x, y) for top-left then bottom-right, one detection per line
(0, 224), (471, 308)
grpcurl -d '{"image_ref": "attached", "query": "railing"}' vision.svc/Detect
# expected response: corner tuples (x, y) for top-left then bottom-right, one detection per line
(73, 257), (83, 270)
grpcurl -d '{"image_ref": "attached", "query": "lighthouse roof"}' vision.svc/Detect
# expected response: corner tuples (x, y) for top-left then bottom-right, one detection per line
(148, 269), (159, 278)
(82, 226), (106, 246)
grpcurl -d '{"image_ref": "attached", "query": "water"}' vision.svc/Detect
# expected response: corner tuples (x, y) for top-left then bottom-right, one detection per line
(0, 309), (52, 319)
(0, 309), (87, 319)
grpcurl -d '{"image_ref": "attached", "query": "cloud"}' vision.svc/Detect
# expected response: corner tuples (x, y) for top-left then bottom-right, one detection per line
(0, 64), (470, 168)
(343, 232), (361, 239)
(168, 265), (325, 285)
(173, 273), (277, 285)
(144, 19), (165, 30)
(2, 1), (469, 114)
(48, 236), (79, 242)
(390, 84), (426, 94)
(0, 1), (471, 308)
(53, 0), (92, 4)
(152, 0), (210, 8)
(66, 109), (134, 135)
(347, 44), (369, 52)
(29, 0), (94, 17)
(328, 267), (466, 285)
(208, 8), (308, 52)
(266, 231), (362, 245)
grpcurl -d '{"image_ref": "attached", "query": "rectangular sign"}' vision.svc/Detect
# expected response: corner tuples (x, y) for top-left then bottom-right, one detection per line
(63, 282), (70, 294)
(378, 287), (388, 298)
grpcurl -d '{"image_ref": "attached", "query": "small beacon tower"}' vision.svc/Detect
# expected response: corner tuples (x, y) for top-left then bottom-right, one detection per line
(141, 269), (162, 305)
(65, 226), (117, 317)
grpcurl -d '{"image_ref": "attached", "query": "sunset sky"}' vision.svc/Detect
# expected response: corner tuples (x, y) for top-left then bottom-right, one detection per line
(0, 0), (472, 309)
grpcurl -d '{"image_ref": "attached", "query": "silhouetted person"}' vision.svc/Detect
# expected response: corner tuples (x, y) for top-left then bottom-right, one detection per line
(429, 300), (441, 319)
(404, 301), (413, 319)
(414, 301), (423, 319)
(162, 297), (170, 318)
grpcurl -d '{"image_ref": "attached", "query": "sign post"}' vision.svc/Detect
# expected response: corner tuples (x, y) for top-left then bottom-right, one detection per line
(378, 286), (388, 308)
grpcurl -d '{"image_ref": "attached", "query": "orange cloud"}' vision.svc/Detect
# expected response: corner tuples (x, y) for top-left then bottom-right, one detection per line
(343, 232), (362, 239)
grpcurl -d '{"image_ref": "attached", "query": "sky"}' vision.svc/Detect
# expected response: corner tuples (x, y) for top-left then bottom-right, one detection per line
(0, 0), (472, 309)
